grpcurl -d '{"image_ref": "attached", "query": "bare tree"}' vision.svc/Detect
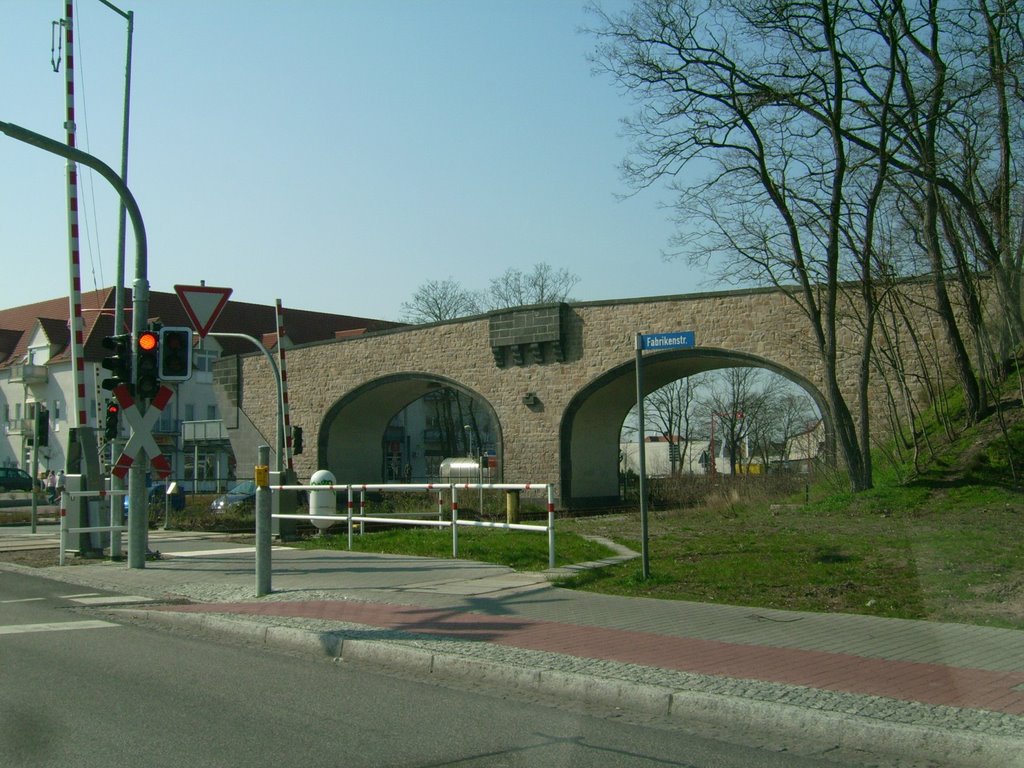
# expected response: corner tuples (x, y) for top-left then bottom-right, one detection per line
(400, 278), (482, 324)
(485, 263), (580, 309)
(773, 391), (820, 463)
(589, 0), (882, 489)
(644, 374), (706, 473)
(694, 368), (774, 475)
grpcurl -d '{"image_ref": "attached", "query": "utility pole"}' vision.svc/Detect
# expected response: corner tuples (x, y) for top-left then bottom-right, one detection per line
(95, 0), (135, 560)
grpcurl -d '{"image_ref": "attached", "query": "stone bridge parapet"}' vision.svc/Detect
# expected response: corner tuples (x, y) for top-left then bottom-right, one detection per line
(214, 283), (949, 506)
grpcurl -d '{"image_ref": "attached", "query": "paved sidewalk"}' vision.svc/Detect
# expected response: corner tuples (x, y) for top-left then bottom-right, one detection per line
(2, 532), (1022, 766)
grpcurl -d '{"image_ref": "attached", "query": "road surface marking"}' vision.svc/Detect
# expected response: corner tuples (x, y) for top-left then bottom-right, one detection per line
(0, 620), (118, 636)
(0, 598), (45, 604)
(68, 596), (152, 606)
(169, 546), (288, 557)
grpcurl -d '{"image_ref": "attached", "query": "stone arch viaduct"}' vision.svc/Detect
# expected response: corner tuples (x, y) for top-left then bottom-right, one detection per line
(213, 284), (946, 508)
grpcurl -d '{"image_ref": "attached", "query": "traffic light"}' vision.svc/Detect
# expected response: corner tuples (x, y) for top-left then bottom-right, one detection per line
(104, 401), (120, 440)
(136, 329), (161, 400)
(158, 326), (193, 381)
(100, 334), (132, 393)
(35, 408), (49, 447)
(292, 426), (303, 455)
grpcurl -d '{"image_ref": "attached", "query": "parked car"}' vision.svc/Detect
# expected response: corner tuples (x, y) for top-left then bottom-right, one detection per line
(122, 482), (187, 513)
(208, 480), (257, 513)
(0, 467), (35, 492)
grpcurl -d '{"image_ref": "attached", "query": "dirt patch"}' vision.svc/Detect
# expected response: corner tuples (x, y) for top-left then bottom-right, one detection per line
(0, 548), (64, 568)
(963, 576), (1024, 625)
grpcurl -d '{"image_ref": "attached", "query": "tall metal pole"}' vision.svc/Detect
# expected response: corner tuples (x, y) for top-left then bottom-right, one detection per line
(95, 0), (134, 332)
(634, 333), (650, 579)
(127, 277), (149, 568)
(60, 2), (98, 558)
(255, 444), (271, 596)
(0, 119), (150, 568)
(95, 0), (134, 561)
(274, 300), (292, 474)
(61, 2), (89, 434)
(208, 332), (284, 472)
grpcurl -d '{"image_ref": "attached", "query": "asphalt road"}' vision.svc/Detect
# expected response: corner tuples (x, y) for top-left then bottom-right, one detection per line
(0, 568), (890, 768)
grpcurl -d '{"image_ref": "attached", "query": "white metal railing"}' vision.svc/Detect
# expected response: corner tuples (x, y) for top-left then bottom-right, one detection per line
(271, 482), (556, 568)
(59, 487), (128, 566)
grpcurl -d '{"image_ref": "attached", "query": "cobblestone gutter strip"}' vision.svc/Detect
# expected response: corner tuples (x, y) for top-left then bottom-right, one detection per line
(115, 608), (1023, 768)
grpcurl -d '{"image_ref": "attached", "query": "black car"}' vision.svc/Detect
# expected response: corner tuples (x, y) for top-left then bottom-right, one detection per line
(208, 480), (257, 513)
(0, 467), (35, 492)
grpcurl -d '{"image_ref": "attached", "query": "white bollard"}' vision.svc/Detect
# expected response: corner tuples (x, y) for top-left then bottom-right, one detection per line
(309, 469), (337, 531)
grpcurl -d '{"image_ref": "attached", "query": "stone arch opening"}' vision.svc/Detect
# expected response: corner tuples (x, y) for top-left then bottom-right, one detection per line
(317, 373), (502, 484)
(559, 348), (831, 507)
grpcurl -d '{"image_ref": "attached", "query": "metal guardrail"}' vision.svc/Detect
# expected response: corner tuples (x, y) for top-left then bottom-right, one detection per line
(258, 481), (556, 598)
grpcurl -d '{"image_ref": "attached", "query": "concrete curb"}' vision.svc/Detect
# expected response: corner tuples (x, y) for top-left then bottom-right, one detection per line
(115, 607), (1023, 768)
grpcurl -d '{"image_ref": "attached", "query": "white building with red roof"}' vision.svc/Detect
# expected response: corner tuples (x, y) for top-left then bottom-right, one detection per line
(0, 287), (399, 489)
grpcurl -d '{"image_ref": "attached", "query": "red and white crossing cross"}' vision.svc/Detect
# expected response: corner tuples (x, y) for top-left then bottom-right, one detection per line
(110, 384), (174, 480)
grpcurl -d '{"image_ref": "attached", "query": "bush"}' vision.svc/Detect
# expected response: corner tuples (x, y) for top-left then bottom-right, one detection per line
(631, 472), (807, 511)
(157, 493), (254, 532)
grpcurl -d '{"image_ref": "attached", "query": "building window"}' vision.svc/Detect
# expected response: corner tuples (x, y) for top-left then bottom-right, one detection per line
(206, 405), (218, 420)
(193, 350), (217, 373)
(156, 411), (177, 433)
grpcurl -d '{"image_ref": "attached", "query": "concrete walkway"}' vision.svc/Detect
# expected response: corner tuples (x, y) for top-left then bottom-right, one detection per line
(2, 529), (1021, 766)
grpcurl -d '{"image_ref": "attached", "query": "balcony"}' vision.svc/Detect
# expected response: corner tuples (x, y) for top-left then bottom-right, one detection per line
(9, 364), (47, 385)
(3, 419), (29, 436)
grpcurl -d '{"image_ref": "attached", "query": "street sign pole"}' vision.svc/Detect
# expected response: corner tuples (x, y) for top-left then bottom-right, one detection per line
(208, 332), (285, 474)
(633, 330), (696, 581)
(635, 333), (651, 579)
(129, 280), (150, 569)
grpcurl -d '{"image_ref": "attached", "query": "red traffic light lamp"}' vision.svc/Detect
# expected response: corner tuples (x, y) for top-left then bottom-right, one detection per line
(104, 401), (120, 440)
(136, 329), (160, 400)
(138, 330), (158, 352)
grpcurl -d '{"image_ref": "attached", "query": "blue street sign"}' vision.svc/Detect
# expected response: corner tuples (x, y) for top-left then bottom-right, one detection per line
(639, 331), (695, 351)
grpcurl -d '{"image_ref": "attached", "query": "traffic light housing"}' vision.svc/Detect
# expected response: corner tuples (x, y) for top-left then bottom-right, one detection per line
(35, 408), (49, 447)
(100, 334), (132, 393)
(158, 326), (193, 381)
(136, 329), (161, 400)
(104, 402), (120, 440)
(292, 426), (303, 455)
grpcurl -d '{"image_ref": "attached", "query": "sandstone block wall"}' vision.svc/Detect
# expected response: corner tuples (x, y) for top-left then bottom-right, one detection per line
(216, 282), (951, 498)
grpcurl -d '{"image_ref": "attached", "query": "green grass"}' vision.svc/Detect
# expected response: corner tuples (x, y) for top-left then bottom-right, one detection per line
(556, 427), (1024, 628)
(168, 376), (1024, 629)
(289, 525), (614, 571)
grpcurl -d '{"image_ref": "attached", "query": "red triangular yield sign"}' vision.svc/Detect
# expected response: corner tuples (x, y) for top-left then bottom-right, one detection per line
(174, 284), (232, 338)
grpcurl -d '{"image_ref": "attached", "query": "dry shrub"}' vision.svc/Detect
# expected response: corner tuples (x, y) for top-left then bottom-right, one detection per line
(646, 472), (804, 512)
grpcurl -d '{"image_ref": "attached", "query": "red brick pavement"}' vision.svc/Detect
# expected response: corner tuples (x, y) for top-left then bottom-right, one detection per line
(159, 599), (1024, 716)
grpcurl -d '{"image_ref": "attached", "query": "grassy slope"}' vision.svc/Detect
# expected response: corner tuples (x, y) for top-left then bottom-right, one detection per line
(559, 384), (1024, 629)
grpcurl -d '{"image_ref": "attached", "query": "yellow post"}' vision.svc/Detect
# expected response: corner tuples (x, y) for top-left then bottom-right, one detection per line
(505, 489), (520, 524)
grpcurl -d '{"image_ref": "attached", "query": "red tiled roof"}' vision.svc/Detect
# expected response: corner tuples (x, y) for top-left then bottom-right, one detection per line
(0, 287), (403, 368)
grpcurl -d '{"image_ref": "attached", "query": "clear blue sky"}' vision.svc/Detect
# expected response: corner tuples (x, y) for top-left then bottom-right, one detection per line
(1, 0), (707, 322)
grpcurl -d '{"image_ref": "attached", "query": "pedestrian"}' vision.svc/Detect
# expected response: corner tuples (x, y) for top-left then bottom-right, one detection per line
(56, 470), (65, 502)
(45, 470), (57, 504)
